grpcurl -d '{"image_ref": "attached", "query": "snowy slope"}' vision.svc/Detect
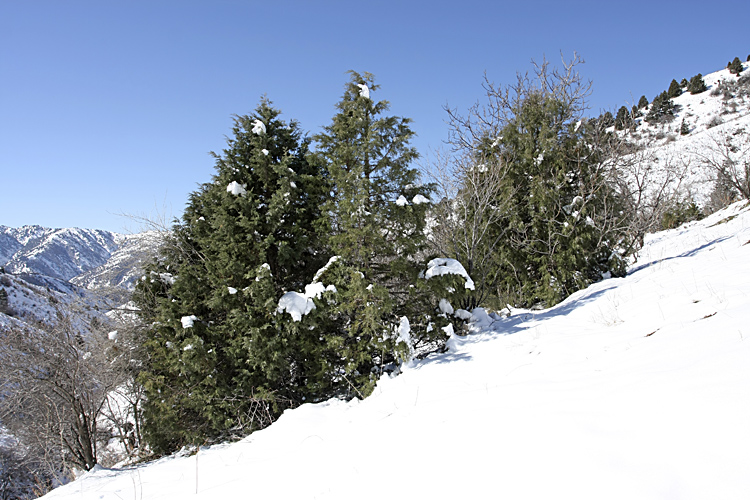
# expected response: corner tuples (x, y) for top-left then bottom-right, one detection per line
(0, 271), (110, 332)
(71, 231), (162, 292)
(41, 200), (750, 500)
(1, 227), (121, 281)
(617, 61), (750, 207)
(0, 226), (160, 291)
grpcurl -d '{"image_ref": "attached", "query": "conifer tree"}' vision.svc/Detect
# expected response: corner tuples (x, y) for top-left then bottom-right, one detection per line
(489, 93), (626, 306)
(638, 95), (649, 109)
(680, 119), (690, 135)
(309, 71), (450, 396)
(440, 56), (628, 309)
(646, 91), (675, 123)
(615, 105), (631, 130)
(134, 99), (329, 452)
(668, 79), (682, 98)
(688, 73), (707, 94)
(631, 105), (641, 121)
(729, 57), (743, 76)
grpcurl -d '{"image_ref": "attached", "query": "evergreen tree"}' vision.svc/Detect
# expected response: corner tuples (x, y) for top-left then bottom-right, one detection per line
(599, 111), (615, 128)
(134, 99), (329, 453)
(638, 95), (649, 109)
(615, 105), (631, 130)
(688, 73), (707, 94)
(729, 57), (743, 76)
(489, 93), (626, 307)
(680, 119), (690, 135)
(680, 78), (688, 88)
(668, 79), (682, 98)
(309, 71), (450, 396)
(645, 91), (675, 123)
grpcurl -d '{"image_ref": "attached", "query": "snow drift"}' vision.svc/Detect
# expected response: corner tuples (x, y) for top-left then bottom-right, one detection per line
(42, 201), (750, 499)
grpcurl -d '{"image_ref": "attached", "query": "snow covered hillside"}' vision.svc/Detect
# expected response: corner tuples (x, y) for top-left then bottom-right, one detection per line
(0, 226), (160, 292)
(41, 200), (750, 499)
(617, 60), (750, 208)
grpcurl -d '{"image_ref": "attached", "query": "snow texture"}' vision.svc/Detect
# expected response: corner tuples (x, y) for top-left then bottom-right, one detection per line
(438, 298), (454, 315)
(278, 260), (338, 321)
(412, 194), (430, 204)
(424, 257), (475, 290)
(357, 83), (369, 99)
(251, 119), (266, 135)
(226, 181), (247, 196)
(39, 201), (750, 500)
(180, 315), (198, 329)
(395, 195), (408, 206)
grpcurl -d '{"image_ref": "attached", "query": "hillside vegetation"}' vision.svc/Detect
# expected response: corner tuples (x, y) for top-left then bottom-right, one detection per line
(2, 54), (749, 498)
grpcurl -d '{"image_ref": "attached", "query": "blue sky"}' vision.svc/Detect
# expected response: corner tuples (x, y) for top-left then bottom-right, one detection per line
(2, 0), (748, 232)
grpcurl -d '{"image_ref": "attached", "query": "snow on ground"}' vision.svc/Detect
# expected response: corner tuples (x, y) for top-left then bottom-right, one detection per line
(616, 61), (750, 207)
(41, 201), (750, 499)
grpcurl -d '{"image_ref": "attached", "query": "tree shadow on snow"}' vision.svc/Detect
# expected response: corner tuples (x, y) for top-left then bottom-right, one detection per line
(628, 235), (731, 275)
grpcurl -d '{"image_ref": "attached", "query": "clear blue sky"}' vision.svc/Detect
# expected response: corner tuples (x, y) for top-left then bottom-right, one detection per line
(2, 0), (748, 232)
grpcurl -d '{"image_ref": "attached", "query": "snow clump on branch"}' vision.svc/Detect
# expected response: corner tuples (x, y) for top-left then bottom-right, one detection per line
(425, 258), (475, 290)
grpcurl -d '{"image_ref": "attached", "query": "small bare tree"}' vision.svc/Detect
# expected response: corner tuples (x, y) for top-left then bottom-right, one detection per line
(693, 128), (750, 203)
(0, 308), (126, 483)
(610, 146), (694, 255)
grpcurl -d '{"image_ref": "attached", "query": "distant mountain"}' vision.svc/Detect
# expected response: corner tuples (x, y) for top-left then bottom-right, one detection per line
(0, 225), (162, 315)
(1, 226), (121, 281)
(1, 226), (160, 287)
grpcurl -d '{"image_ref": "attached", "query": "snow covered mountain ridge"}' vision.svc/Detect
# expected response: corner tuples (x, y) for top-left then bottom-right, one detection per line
(0, 225), (161, 291)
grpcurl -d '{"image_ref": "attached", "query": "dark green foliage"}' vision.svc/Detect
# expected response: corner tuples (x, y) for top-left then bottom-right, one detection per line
(638, 95), (649, 109)
(668, 79), (682, 98)
(615, 105), (632, 130)
(487, 94), (627, 307)
(599, 111), (614, 128)
(311, 71), (450, 396)
(680, 119), (690, 136)
(688, 74), (707, 94)
(645, 91), (675, 123)
(661, 200), (703, 229)
(729, 57), (743, 75)
(0, 288), (9, 315)
(680, 78), (688, 88)
(134, 99), (329, 453)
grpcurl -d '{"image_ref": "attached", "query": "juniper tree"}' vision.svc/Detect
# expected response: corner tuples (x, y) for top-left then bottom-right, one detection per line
(441, 55), (627, 308)
(638, 95), (649, 109)
(615, 105), (631, 130)
(646, 91), (675, 123)
(729, 57), (743, 75)
(680, 119), (690, 135)
(688, 73), (707, 94)
(599, 111), (614, 128)
(134, 99), (329, 453)
(668, 79), (682, 98)
(308, 71), (450, 396)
